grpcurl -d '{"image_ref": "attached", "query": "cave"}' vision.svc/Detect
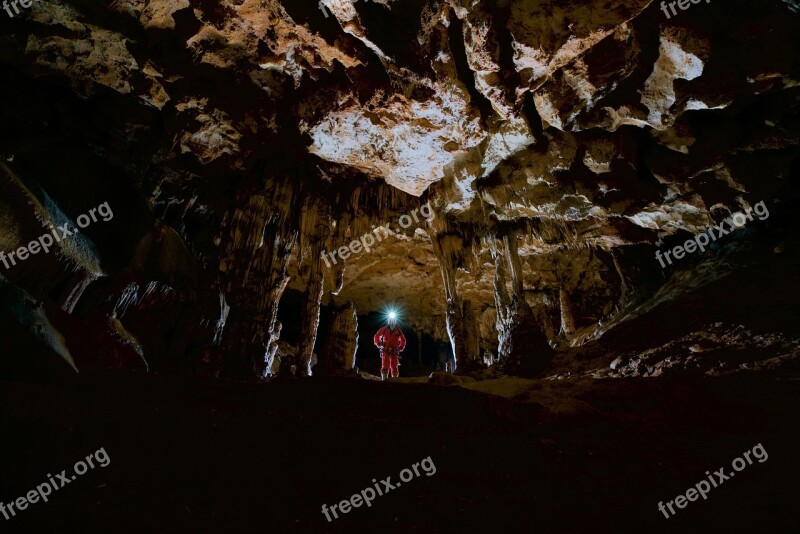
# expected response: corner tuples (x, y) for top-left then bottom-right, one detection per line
(1, 0), (799, 531)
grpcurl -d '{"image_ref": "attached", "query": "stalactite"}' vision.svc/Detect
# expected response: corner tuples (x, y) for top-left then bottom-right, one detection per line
(559, 287), (577, 340)
(1, 163), (105, 316)
(490, 236), (512, 358)
(502, 233), (524, 297)
(57, 273), (101, 314)
(611, 251), (631, 308)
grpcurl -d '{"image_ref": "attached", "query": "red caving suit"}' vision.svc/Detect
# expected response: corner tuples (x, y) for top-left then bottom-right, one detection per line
(373, 326), (406, 376)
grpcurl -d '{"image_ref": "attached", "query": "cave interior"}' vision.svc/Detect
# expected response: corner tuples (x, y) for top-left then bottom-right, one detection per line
(1, 0), (799, 531)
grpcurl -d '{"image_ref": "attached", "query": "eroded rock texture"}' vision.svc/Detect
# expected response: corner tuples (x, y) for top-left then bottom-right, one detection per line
(318, 301), (359, 375)
(0, 0), (798, 378)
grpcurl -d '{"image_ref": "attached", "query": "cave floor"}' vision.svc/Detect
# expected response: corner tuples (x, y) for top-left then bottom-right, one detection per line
(1, 371), (798, 533)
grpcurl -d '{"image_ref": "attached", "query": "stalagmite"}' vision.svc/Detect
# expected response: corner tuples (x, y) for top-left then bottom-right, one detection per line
(297, 269), (324, 376)
(264, 321), (282, 378)
(490, 233), (553, 376)
(462, 299), (481, 367)
(296, 197), (333, 377)
(430, 232), (468, 372)
(318, 302), (359, 375)
(218, 186), (297, 379)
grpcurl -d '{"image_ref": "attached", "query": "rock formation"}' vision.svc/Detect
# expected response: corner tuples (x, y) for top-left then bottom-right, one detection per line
(0, 0), (798, 380)
(318, 301), (359, 374)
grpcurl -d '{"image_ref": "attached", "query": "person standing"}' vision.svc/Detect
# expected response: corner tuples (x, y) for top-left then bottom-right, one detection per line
(373, 313), (406, 380)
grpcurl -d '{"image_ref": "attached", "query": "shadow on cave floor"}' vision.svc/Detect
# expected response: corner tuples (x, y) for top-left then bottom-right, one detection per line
(0, 369), (798, 533)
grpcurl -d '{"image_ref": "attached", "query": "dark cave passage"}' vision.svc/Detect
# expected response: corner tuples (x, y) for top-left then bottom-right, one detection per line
(278, 289), (453, 377)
